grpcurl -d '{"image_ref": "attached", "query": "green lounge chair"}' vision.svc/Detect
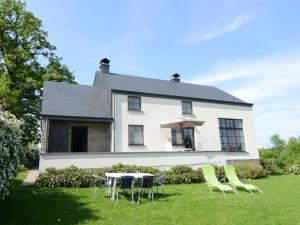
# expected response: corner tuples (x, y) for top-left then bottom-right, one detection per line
(202, 165), (236, 195)
(224, 165), (263, 193)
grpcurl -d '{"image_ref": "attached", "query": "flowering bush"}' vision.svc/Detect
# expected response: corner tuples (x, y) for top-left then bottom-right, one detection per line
(0, 109), (23, 199)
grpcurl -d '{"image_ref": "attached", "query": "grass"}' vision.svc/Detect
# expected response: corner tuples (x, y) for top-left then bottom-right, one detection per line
(13, 166), (28, 186)
(1, 175), (300, 225)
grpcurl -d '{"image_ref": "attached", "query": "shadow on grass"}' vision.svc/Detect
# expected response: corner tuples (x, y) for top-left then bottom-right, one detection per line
(116, 190), (181, 203)
(0, 186), (99, 225)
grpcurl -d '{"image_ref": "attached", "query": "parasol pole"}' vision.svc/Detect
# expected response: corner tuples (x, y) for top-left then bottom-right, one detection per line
(181, 120), (185, 150)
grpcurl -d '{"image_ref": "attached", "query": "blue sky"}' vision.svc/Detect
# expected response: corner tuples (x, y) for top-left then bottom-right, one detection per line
(26, 0), (300, 147)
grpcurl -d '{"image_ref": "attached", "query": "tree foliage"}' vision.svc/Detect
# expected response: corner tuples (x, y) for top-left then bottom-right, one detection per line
(282, 137), (300, 167)
(0, 0), (75, 155)
(260, 134), (300, 174)
(270, 134), (286, 149)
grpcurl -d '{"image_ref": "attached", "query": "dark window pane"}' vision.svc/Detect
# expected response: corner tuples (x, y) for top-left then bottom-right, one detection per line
(182, 101), (192, 114)
(222, 136), (228, 144)
(128, 125), (143, 145)
(171, 128), (182, 145)
(128, 96), (141, 110)
(221, 119), (226, 128)
(226, 120), (230, 127)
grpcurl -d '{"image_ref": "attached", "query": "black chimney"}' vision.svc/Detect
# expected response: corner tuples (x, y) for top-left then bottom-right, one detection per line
(170, 73), (180, 82)
(99, 58), (110, 74)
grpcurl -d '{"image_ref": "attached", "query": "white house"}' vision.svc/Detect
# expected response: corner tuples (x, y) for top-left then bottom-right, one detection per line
(39, 58), (259, 171)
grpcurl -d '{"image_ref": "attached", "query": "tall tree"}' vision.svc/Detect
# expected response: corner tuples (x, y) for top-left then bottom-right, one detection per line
(0, 0), (75, 148)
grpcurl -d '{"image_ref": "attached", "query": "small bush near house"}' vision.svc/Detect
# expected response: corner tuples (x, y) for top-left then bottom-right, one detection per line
(36, 162), (267, 188)
(285, 165), (300, 175)
(36, 166), (93, 188)
(232, 162), (266, 179)
(165, 165), (203, 184)
(35, 164), (160, 188)
(109, 163), (160, 175)
(23, 143), (40, 168)
(260, 158), (284, 175)
(0, 110), (23, 199)
(215, 166), (227, 182)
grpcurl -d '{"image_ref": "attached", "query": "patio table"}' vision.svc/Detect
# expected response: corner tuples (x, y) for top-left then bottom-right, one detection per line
(105, 172), (154, 200)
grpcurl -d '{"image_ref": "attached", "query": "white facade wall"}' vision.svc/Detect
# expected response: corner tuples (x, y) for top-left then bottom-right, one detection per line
(39, 151), (255, 172)
(113, 93), (258, 159)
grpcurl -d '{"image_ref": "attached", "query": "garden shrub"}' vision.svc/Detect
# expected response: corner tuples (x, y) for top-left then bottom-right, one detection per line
(0, 110), (23, 199)
(36, 162), (268, 188)
(162, 165), (202, 184)
(23, 142), (40, 168)
(35, 164), (160, 188)
(215, 166), (227, 182)
(260, 159), (284, 175)
(36, 166), (94, 188)
(232, 161), (266, 179)
(109, 163), (160, 175)
(285, 165), (300, 175)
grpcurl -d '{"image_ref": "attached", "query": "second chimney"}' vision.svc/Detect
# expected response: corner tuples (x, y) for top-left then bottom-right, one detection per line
(99, 58), (110, 73)
(170, 73), (180, 82)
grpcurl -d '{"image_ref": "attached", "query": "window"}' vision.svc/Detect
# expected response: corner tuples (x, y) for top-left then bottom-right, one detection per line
(182, 101), (192, 114)
(171, 128), (194, 148)
(218, 118), (245, 152)
(172, 128), (182, 145)
(128, 96), (141, 110)
(128, 125), (144, 145)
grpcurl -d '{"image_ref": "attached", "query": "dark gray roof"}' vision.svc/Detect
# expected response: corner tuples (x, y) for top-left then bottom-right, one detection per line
(94, 72), (251, 106)
(41, 81), (111, 119)
(42, 72), (252, 119)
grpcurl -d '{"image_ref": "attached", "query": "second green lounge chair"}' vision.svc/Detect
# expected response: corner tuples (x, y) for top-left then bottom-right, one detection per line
(202, 165), (236, 195)
(224, 165), (263, 193)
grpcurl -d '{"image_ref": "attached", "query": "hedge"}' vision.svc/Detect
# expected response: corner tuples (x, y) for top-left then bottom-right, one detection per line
(0, 111), (23, 199)
(36, 162), (267, 188)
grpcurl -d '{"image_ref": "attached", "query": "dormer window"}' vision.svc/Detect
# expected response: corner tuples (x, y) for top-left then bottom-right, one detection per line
(128, 96), (141, 111)
(182, 101), (192, 114)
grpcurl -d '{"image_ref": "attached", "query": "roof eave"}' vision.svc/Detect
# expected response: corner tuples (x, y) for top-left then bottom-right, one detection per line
(41, 114), (113, 123)
(111, 89), (253, 107)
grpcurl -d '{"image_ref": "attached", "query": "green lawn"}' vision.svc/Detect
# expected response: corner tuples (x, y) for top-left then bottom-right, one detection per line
(1, 175), (300, 225)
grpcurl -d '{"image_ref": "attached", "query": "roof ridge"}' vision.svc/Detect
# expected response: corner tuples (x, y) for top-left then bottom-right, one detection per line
(44, 80), (94, 88)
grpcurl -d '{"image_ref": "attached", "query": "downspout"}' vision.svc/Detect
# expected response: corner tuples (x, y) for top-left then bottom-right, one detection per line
(113, 91), (116, 152)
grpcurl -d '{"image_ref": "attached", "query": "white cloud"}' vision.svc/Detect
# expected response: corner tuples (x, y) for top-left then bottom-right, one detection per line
(189, 51), (300, 146)
(190, 52), (300, 102)
(188, 11), (253, 42)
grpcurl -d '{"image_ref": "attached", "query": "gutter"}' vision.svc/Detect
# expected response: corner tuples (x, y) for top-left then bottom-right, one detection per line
(111, 89), (253, 107)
